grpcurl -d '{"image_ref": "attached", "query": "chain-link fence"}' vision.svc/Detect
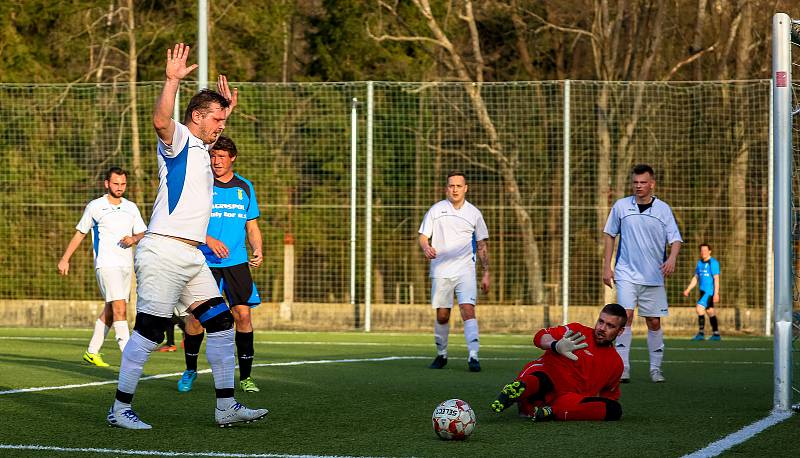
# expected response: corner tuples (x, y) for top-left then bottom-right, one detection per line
(0, 80), (773, 321)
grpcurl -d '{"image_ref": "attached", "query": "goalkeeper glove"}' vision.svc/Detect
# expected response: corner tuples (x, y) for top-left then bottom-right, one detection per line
(550, 329), (588, 361)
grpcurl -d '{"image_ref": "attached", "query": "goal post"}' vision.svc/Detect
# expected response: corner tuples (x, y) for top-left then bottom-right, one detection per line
(771, 12), (797, 413)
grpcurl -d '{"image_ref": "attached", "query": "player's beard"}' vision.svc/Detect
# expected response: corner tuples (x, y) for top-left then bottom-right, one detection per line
(593, 333), (614, 346)
(109, 189), (124, 198)
(201, 126), (223, 144)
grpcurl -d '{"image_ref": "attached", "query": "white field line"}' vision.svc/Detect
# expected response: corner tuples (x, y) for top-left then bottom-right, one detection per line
(0, 356), (426, 395)
(0, 444), (377, 458)
(0, 336), (772, 351)
(682, 410), (794, 458)
(0, 355), (771, 397)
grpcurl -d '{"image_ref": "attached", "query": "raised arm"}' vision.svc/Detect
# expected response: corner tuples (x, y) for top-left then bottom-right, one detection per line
(535, 328), (587, 362)
(153, 43), (198, 144)
(217, 75), (238, 120)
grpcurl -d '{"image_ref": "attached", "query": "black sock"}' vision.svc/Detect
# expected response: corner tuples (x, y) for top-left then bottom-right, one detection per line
(236, 331), (255, 380)
(184, 332), (204, 372)
(165, 325), (175, 346)
(698, 315), (705, 333)
(710, 316), (719, 334)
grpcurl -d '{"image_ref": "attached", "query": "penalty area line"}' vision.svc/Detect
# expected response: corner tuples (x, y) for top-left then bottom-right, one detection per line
(0, 356), (429, 396)
(0, 444), (377, 458)
(681, 410), (794, 458)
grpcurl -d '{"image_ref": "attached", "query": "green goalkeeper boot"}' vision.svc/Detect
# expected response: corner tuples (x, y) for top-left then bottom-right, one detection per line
(530, 406), (554, 422)
(490, 380), (526, 413)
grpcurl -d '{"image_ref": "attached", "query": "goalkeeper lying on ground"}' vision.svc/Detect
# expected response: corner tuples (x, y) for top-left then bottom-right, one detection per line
(491, 303), (627, 421)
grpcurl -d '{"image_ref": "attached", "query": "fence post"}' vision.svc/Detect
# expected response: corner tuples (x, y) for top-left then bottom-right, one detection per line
(766, 80), (774, 337)
(351, 98), (358, 316)
(365, 82), (374, 332)
(197, 0), (208, 90)
(562, 80), (571, 324)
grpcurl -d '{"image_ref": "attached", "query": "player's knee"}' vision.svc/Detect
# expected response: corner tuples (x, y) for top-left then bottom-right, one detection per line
(191, 297), (233, 333)
(133, 313), (172, 344)
(533, 372), (554, 393)
(230, 305), (252, 326)
(184, 314), (204, 334)
(603, 399), (622, 421)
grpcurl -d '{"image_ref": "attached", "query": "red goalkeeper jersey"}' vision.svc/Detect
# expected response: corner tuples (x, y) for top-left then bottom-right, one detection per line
(530, 322), (623, 401)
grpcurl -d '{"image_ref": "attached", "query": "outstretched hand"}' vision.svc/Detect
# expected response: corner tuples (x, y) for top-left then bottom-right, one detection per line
(217, 75), (238, 118)
(554, 329), (588, 361)
(165, 43), (198, 81)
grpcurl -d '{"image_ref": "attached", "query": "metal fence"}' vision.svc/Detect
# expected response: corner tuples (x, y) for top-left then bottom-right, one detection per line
(0, 80), (773, 318)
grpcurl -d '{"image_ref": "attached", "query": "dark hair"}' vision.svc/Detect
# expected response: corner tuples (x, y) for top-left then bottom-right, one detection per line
(183, 89), (230, 124)
(212, 135), (238, 158)
(631, 164), (655, 177)
(105, 166), (127, 181)
(601, 303), (628, 328)
(699, 243), (711, 250)
(446, 170), (467, 184)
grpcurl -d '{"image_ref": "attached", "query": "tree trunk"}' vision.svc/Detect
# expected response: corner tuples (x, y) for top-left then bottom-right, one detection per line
(727, 0), (751, 307)
(463, 83), (544, 304)
(596, 85), (615, 306)
(126, 0), (143, 206)
(411, 90), (428, 304)
(692, 0), (708, 81)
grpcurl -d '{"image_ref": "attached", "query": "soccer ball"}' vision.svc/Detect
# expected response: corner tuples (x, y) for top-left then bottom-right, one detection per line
(431, 399), (476, 440)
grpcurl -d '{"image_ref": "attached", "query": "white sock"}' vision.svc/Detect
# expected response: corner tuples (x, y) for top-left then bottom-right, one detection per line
(647, 329), (665, 371)
(206, 328), (236, 391)
(87, 319), (109, 354)
(434, 321), (450, 357)
(113, 320), (130, 351)
(117, 331), (158, 399)
(216, 397), (236, 411)
(113, 400), (131, 412)
(615, 326), (633, 372)
(463, 318), (480, 359)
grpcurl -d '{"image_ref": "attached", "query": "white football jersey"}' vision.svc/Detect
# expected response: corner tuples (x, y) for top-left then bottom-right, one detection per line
(147, 121), (214, 243)
(419, 199), (489, 278)
(76, 195), (147, 269)
(603, 195), (682, 286)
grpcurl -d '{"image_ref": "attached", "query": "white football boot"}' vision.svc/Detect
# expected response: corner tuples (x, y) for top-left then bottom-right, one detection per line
(650, 368), (666, 383)
(215, 402), (269, 428)
(107, 407), (152, 430)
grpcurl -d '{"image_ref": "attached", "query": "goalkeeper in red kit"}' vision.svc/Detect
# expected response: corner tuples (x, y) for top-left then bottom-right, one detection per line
(491, 303), (627, 421)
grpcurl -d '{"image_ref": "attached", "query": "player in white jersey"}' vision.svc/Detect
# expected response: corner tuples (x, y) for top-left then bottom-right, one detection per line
(106, 43), (268, 430)
(419, 171), (490, 372)
(603, 164), (682, 384)
(58, 167), (146, 367)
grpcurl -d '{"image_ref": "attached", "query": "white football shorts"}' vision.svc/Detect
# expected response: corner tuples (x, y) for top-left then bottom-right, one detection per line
(615, 280), (669, 317)
(431, 272), (478, 309)
(134, 234), (222, 318)
(95, 266), (132, 302)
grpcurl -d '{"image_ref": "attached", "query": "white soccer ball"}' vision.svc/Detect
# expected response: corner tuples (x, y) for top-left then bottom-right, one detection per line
(431, 398), (476, 440)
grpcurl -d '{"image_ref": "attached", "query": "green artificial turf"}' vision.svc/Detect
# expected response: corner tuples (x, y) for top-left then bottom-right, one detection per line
(0, 328), (796, 457)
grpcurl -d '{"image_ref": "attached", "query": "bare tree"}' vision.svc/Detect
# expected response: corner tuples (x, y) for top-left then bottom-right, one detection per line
(369, 0), (546, 303)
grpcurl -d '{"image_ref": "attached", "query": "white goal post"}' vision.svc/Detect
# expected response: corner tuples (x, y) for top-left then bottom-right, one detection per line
(771, 12), (798, 413)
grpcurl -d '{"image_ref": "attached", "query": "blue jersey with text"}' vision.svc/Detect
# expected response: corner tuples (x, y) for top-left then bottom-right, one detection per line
(695, 257), (720, 294)
(200, 173), (260, 267)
